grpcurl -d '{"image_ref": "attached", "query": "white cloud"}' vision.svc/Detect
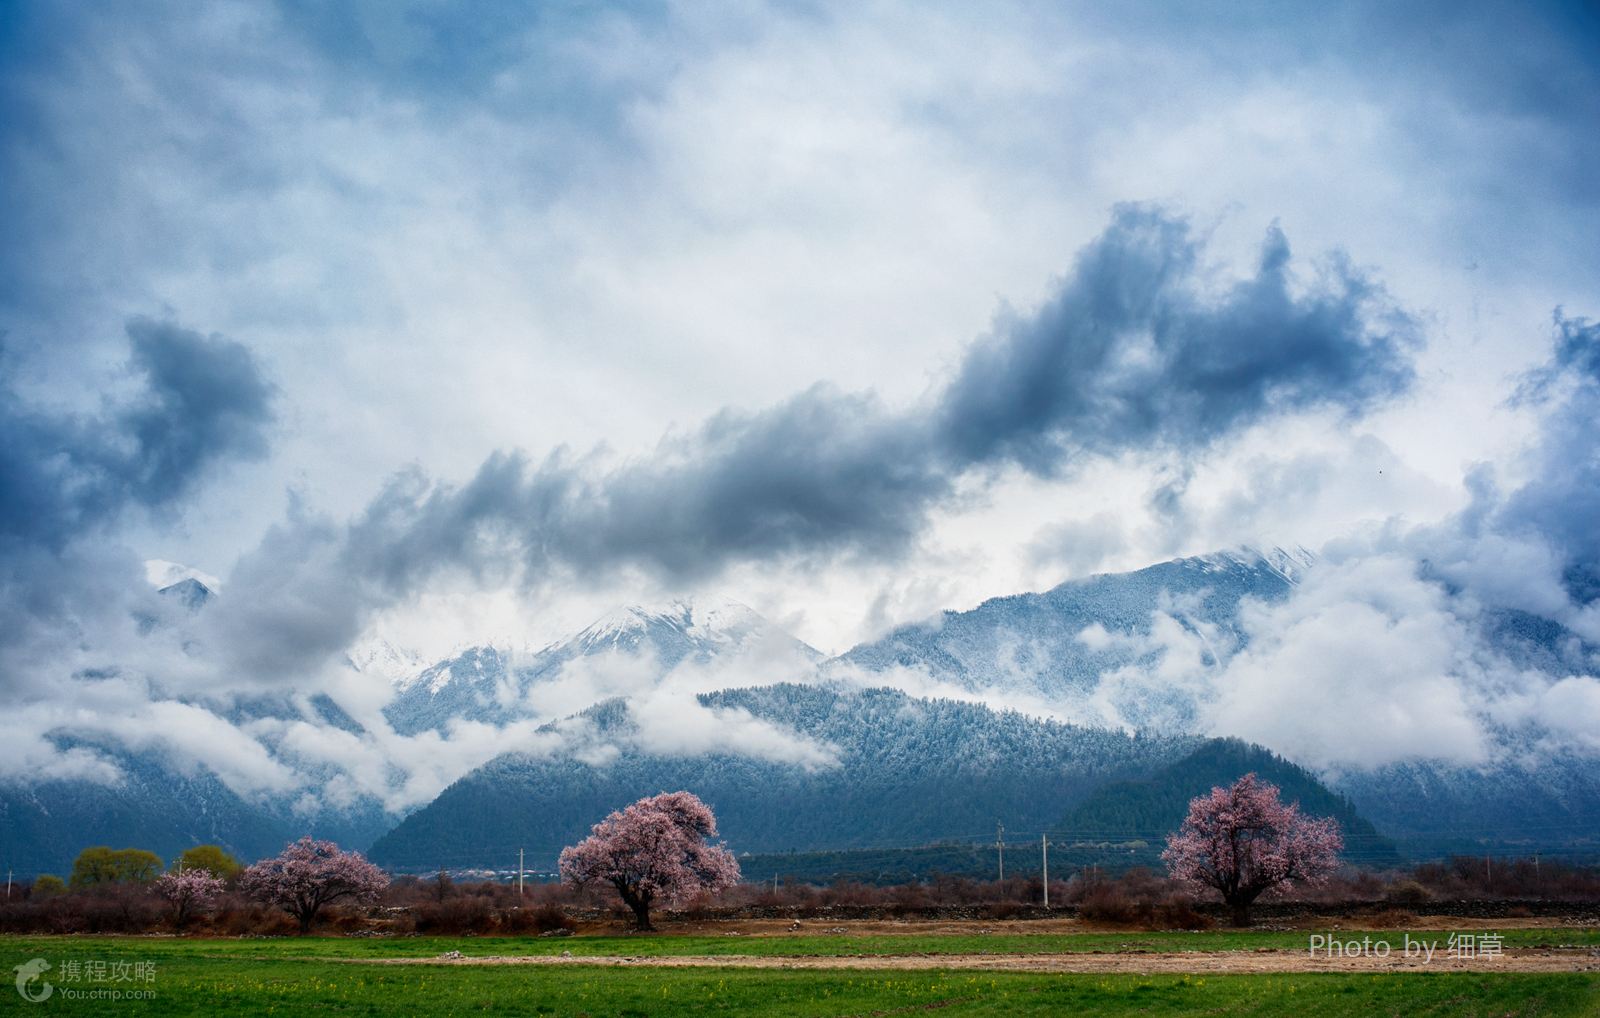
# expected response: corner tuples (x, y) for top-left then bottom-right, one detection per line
(3, 2), (1597, 819)
(1203, 555), (1492, 768)
(143, 559), (223, 591)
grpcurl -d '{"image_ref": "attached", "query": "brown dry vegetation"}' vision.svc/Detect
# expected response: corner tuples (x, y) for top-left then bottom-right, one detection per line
(3, 857), (1597, 937)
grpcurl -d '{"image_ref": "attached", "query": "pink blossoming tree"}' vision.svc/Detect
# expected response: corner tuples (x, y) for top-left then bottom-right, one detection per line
(1162, 773), (1342, 926)
(152, 869), (225, 930)
(559, 791), (740, 930)
(239, 837), (389, 933)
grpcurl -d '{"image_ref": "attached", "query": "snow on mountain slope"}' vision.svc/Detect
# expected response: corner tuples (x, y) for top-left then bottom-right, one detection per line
(346, 638), (425, 686)
(568, 596), (817, 662)
(368, 544), (1600, 866)
(379, 553), (1309, 738)
(829, 546), (1311, 729)
(368, 683), (1199, 869)
(382, 596), (823, 736)
(11, 547), (1600, 873)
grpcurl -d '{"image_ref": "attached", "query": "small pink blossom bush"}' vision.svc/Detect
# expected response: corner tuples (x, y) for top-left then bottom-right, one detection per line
(1162, 773), (1342, 925)
(152, 869), (225, 929)
(559, 791), (740, 930)
(239, 837), (388, 933)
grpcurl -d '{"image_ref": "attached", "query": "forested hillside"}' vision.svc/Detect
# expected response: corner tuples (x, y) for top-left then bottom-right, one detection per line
(1056, 738), (1400, 865)
(368, 684), (1195, 870)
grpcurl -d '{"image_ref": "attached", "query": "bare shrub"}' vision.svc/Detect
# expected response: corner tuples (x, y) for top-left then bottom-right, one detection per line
(1077, 882), (1141, 924)
(1385, 880), (1432, 907)
(1152, 893), (1213, 930)
(77, 886), (161, 933)
(980, 899), (1025, 920)
(409, 896), (496, 935)
(501, 903), (577, 935)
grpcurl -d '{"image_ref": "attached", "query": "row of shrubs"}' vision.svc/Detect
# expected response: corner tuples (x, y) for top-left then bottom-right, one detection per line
(5, 853), (1597, 936)
(712, 860), (1600, 913)
(0, 885), (579, 936)
(1, 876), (1197, 935)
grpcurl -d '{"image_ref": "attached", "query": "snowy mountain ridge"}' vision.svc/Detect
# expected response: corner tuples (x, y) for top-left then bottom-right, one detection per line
(365, 551), (1306, 708)
(380, 594), (823, 736)
(568, 595), (817, 659)
(346, 638), (427, 687)
(1192, 544), (1315, 584)
(10, 544), (1598, 876)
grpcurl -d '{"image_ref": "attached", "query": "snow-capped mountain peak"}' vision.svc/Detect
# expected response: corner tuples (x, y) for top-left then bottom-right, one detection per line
(156, 577), (215, 612)
(570, 596), (780, 655)
(381, 596), (822, 736)
(1194, 545), (1316, 584)
(572, 603), (681, 649)
(347, 638), (426, 687)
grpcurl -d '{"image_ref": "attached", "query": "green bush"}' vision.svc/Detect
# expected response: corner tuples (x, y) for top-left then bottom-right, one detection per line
(177, 844), (241, 880)
(32, 875), (66, 896)
(70, 846), (165, 887)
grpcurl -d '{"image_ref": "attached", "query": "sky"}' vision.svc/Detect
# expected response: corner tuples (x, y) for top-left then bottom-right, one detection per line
(2, 1), (1598, 806)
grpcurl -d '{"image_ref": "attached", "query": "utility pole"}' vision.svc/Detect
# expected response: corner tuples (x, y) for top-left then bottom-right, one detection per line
(1041, 836), (1049, 908)
(996, 823), (1005, 885)
(5, 870), (11, 900)
(518, 849), (525, 897)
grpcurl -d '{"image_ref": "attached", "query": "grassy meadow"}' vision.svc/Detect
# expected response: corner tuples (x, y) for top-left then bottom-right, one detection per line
(4, 930), (1598, 1016)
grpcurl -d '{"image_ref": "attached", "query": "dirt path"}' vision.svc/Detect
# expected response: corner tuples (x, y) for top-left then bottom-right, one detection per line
(363, 948), (1600, 975)
(570, 914), (1595, 938)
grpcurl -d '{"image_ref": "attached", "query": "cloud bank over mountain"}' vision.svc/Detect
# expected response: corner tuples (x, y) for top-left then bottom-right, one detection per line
(1, 204), (1421, 808)
(0, 2), (1596, 831)
(0, 318), (274, 708)
(1199, 319), (1600, 769)
(204, 206), (1420, 687)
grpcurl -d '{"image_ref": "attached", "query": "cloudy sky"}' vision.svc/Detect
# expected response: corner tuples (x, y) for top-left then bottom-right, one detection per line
(3, 2), (1598, 801)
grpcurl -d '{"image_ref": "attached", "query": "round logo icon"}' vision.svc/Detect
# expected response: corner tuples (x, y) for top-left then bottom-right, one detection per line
(12, 958), (53, 1003)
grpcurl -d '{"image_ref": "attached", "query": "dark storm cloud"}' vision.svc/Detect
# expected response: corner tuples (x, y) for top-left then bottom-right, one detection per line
(0, 317), (275, 549)
(438, 206), (1419, 576)
(1497, 316), (1600, 599)
(1549, 315), (1600, 382)
(1391, 315), (1600, 625)
(936, 207), (1416, 472)
(209, 392), (948, 678)
(213, 207), (1422, 679)
(0, 317), (273, 700)
(1518, 313), (1600, 399)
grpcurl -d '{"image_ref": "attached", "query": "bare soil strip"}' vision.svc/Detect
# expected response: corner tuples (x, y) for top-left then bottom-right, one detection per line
(356, 949), (1600, 974)
(581, 915), (1595, 938)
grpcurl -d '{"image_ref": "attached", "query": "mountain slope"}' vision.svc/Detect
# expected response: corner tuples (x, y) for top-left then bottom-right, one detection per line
(0, 741), (387, 878)
(833, 547), (1311, 729)
(14, 549), (1598, 876)
(367, 684), (1196, 870)
(383, 597), (821, 736)
(157, 577), (214, 611)
(3, 580), (395, 877)
(1056, 737), (1400, 865)
(1331, 756), (1600, 859)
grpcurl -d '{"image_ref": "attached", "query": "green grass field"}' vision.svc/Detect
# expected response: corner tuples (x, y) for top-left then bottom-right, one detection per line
(4, 932), (1597, 1016)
